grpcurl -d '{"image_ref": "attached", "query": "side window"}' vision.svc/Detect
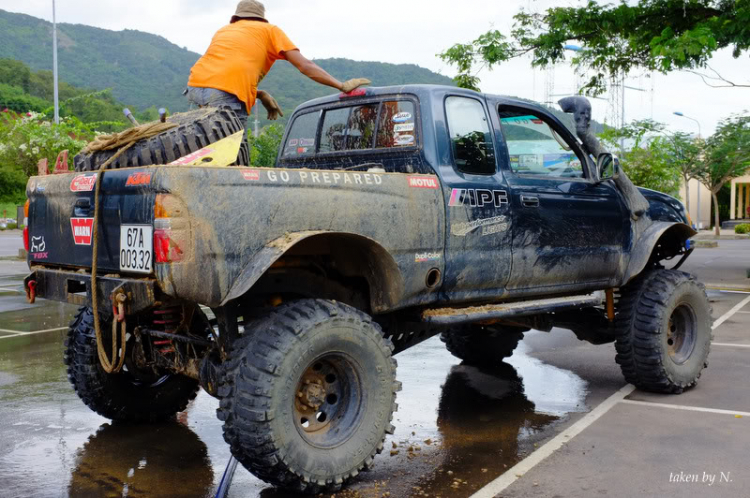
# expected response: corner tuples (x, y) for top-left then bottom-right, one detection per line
(377, 101), (416, 148)
(319, 104), (379, 153)
(282, 111), (319, 158)
(498, 110), (583, 178)
(445, 97), (496, 175)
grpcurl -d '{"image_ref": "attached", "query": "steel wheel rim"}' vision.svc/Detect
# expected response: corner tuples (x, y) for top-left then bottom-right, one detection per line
(293, 353), (364, 449)
(667, 303), (697, 364)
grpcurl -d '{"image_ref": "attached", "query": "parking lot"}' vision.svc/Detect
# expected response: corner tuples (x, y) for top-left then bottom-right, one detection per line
(0, 230), (748, 498)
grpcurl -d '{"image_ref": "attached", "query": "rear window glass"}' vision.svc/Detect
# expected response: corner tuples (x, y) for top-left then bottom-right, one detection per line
(282, 111), (319, 157)
(282, 100), (417, 158)
(377, 101), (416, 148)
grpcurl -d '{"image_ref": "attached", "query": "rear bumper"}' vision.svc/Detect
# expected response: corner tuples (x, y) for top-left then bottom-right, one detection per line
(24, 266), (159, 315)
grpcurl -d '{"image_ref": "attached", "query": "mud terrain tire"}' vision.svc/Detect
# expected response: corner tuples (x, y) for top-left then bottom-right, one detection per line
(74, 107), (249, 171)
(615, 269), (712, 394)
(217, 299), (399, 495)
(64, 307), (200, 422)
(440, 325), (526, 364)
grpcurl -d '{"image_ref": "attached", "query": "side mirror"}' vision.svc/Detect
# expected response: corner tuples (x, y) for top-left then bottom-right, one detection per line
(597, 153), (620, 183)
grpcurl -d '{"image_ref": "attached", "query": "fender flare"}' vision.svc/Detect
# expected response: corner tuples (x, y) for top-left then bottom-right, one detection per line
(221, 231), (405, 312)
(622, 222), (697, 285)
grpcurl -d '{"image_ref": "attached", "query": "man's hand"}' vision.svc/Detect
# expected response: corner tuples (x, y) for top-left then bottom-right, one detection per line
(341, 78), (371, 93)
(257, 90), (283, 121)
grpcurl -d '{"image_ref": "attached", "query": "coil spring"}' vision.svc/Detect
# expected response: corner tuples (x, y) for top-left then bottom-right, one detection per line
(152, 305), (182, 354)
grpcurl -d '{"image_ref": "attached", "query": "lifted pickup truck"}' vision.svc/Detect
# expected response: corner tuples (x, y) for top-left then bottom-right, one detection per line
(24, 85), (710, 494)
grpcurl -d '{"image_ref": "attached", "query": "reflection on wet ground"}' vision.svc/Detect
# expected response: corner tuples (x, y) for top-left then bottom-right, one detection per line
(0, 283), (590, 498)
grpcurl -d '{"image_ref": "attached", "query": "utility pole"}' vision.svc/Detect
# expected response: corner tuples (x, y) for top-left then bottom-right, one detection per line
(52, 0), (60, 124)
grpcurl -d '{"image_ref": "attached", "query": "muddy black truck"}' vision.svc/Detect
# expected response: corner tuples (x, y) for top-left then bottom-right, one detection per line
(24, 85), (711, 494)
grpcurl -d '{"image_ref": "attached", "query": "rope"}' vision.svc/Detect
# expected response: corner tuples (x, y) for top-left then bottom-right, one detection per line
(89, 121), (177, 373)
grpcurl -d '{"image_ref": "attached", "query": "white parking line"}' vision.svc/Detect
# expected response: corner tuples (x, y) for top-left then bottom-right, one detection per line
(712, 295), (750, 330)
(470, 384), (636, 498)
(621, 399), (750, 417)
(712, 342), (750, 348)
(0, 327), (68, 339)
(0, 287), (23, 293)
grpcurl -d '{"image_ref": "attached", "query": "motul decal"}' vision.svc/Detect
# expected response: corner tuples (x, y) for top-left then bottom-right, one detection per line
(71, 218), (95, 245)
(125, 172), (152, 186)
(408, 176), (439, 189)
(169, 148), (214, 166)
(70, 174), (96, 192)
(242, 169), (260, 181)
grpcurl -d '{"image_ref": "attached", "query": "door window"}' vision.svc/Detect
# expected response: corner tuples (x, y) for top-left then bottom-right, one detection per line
(445, 97), (496, 175)
(498, 110), (583, 178)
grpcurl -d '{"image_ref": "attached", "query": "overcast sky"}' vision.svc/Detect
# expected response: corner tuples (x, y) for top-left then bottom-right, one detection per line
(3, 0), (748, 135)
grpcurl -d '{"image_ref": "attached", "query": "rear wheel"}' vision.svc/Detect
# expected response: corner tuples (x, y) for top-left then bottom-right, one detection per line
(64, 307), (200, 422)
(615, 269), (712, 393)
(217, 299), (399, 494)
(440, 324), (526, 364)
(73, 107), (249, 171)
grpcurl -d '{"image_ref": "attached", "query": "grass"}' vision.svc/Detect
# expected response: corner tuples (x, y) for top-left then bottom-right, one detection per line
(0, 201), (24, 226)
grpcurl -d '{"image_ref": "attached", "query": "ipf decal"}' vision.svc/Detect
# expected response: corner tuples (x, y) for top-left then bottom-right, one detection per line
(449, 189), (508, 208)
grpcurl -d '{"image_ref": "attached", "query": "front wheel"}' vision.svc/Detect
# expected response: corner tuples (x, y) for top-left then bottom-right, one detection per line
(64, 307), (200, 422)
(217, 299), (399, 494)
(615, 270), (712, 393)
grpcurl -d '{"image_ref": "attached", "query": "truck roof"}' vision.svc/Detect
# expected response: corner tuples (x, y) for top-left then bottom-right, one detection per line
(296, 84), (554, 116)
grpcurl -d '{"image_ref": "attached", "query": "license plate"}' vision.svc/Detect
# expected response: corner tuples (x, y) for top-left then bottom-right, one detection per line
(120, 225), (153, 274)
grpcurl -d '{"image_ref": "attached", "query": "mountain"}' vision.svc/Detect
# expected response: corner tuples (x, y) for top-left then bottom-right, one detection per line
(0, 9), (454, 123)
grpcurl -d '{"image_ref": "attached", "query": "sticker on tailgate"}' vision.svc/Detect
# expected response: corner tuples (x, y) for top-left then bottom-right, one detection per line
(120, 225), (153, 274)
(71, 218), (94, 245)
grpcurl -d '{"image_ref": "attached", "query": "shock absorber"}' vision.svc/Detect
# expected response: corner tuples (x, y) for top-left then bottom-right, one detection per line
(152, 305), (183, 354)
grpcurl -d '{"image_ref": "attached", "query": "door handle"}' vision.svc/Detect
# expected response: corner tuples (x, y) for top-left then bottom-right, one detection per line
(521, 195), (540, 208)
(74, 198), (92, 216)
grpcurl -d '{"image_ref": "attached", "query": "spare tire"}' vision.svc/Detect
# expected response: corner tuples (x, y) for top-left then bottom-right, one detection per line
(74, 107), (249, 171)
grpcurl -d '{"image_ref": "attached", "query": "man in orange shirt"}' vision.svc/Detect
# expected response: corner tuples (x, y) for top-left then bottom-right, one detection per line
(187, 0), (370, 125)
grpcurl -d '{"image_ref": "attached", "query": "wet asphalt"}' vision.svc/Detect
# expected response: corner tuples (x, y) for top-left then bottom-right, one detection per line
(0, 232), (748, 498)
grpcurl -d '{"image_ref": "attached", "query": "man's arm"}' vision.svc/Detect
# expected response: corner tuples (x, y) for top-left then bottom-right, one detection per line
(284, 50), (370, 93)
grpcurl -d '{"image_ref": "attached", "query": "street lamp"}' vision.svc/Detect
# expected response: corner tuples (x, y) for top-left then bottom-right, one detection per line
(673, 112), (701, 138)
(674, 111), (703, 229)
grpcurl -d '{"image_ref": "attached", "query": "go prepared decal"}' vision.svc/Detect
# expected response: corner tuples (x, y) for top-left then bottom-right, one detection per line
(125, 172), (152, 187)
(70, 174), (96, 192)
(71, 218), (95, 246)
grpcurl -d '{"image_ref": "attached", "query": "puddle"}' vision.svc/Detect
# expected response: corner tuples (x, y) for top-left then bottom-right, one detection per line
(0, 300), (77, 332)
(0, 302), (589, 498)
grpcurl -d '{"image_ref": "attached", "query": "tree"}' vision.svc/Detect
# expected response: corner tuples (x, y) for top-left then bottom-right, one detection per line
(662, 131), (703, 214)
(248, 124), (284, 167)
(439, 0), (749, 93)
(692, 114), (750, 236)
(599, 120), (683, 197)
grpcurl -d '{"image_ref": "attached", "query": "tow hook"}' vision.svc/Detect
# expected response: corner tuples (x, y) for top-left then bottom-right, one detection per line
(25, 280), (37, 304)
(112, 292), (127, 322)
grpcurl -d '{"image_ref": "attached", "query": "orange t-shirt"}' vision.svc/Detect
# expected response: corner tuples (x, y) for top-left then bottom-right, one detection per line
(188, 21), (298, 112)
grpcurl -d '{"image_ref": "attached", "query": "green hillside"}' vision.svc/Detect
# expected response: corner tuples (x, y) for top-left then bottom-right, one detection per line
(0, 9), (454, 122)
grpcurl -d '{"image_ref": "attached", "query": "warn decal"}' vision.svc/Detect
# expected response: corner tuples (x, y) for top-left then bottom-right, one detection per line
(408, 176), (439, 189)
(71, 218), (95, 245)
(449, 189), (508, 208)
(70, 174), (96, 192)
(125, 172), (152, 186)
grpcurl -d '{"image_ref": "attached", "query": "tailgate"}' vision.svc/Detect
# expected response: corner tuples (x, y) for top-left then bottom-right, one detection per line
(27, 169), (157, 274)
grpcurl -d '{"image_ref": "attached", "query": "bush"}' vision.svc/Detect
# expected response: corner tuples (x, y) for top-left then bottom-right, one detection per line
(735, 224), (750, 234)
(6, 222), (17, 230)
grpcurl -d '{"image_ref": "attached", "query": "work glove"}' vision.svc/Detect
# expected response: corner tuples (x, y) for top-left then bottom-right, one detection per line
(257, 91), (283, 120)
(341, 78), (371, 93)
